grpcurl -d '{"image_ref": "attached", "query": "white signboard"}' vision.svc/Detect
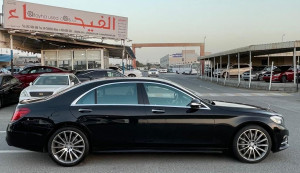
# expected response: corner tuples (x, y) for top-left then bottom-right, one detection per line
(3, 0), (128, 40)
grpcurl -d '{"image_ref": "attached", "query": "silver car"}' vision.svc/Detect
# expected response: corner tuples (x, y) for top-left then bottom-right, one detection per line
(242, 66), (273, 81)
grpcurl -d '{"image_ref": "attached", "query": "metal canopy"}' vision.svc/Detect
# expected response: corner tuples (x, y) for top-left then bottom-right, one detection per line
(200, 41), (300, 59)
(0, 30), (135, 59)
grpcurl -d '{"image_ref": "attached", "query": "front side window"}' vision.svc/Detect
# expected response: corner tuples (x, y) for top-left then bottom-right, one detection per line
(76, 83), (138, 105)
(143, 83), (192, 107)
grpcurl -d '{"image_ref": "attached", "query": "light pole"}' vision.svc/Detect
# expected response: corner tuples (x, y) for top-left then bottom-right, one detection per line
(282, 34), (285, 42)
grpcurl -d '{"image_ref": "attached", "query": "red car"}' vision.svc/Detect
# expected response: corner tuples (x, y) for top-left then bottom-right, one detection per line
(14, 66), (69, 87)
(263, 65), (300, 83)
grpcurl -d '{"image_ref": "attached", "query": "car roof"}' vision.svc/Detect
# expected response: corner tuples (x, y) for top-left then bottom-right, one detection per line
(39, 73), (74, 76)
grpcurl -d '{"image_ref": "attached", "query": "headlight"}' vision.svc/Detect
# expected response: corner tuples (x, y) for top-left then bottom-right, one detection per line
(20, 90), (29, 97)
(274, 73), (280, 76)
(270, 115), (283, 124)
(148, 72), (151, 74)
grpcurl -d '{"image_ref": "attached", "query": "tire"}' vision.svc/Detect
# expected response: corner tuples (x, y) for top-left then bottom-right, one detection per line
(281, 76), (287, 83)
(233, 125), (272, 163)
(128, 74), (136, 77)
(258, 74), (263, 81)
(48, 127), (89, 167)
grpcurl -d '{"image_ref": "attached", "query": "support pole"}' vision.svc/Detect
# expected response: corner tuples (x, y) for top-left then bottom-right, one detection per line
(238, 53), (240, 87)
(249, 51), (252, 88)
(213, 57), (216, 79)
(227, 54), (230, 79)
(210, 59), (213, 81)
(100, 49), (104, 69)
(267, 54), (270, 66)
(10, 35), (14, 76)
(217, 63), (219, 83)
(269, 61), (274, 91)
(293, 47), (297, 84)
(122, 40), (125, 74)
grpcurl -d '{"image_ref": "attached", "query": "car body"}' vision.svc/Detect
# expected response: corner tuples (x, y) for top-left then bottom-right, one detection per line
(148, 68), (159, 77)
(263, 66), (292, 83)
(19, 73), (80, 101)
(213, 68), (225, 77)
(75, 69), (125, 82)
(0, 74), (23, 107)
(6, 78), (289, 166)
(222, 64), (251, 78)
(109, 66), (143, 77)
(14, 66), (69, 88)
(242, 66), (266, 81)
(159, 69), (167, 73)
(0, 68), (11, 74)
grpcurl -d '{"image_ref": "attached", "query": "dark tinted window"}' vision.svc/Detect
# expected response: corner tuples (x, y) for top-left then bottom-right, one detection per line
(275, 66), (291, 72)
(76, 90), (96, 104)
(91, 71), (107, 77)
(96, 83), (138, 104)
(240, 65), (249, 68)
(69, 75), (80, 84)
(20, 68), (31, 74)
(143, 83), (192, 107)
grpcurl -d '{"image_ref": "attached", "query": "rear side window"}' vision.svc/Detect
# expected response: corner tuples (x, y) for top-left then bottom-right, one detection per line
(76, 83), (138, 105)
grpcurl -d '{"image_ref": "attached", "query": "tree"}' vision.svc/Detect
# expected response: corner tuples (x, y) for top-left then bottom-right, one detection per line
(136, 60), (144, 67)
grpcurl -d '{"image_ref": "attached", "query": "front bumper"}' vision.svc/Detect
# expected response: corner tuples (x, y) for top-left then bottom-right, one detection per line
(272, 124), (289, 152)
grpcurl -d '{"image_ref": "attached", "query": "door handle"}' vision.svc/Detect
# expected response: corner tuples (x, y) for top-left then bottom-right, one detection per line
(78, 108), (93, 113)
(152, 109), (165, 114)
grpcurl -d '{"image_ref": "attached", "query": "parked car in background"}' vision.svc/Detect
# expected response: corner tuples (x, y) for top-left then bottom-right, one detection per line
(222, 64), (251, 78)
(0, 74), (23, 107)
(109, 66), (143, 77)
(159, 69), (167, 73)
(19, 73), (80, 101)
(6, 66), (23, 74)
(75, 69), (125, 82)
(0, 68), (11, 74)
(263, 65), (292, 83)
(242, 66), (266, 81)
(6, 78), (289, 166)
(14, 66), (69, 88)
(148, 68), (159, 77)
(281, 66), (300, 83)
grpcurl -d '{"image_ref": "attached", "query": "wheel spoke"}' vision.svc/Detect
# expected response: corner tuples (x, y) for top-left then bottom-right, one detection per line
(64, 131), (68, 143)
(239, 146), (249, 151)
(64, 151), (68, 161)
(53, 140), (65, 146)
(73, 148), (83, 154)
(73, 145), (85, 148)
(239, 138), (248, 143)
(71, 150), (79, 159)
(57, 134), (66, 144)
(74, 139), (83, 145)
(69, 131), (73, 143)
(69, 151), (73, 162)
(58, 150), (66, 159)
(255, 133), (263, 142)
(257, 138), (267, 144)
(253, 130), (258, 141)
(257, 144), (268, 147)
(71, 134), (79, 143)
(54, 148), (65, 155)
(254, 148), (261, 157)
(256, 147), (267, 153)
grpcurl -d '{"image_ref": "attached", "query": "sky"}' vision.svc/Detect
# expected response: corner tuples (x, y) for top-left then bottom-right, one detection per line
(1, 0), (300, 64)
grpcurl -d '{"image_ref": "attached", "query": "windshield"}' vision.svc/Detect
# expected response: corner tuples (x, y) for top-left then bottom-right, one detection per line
(34, 76), (69, 85)
(150, 69), (157, 71)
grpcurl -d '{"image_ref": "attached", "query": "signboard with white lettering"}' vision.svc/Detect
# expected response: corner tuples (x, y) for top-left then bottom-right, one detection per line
(3, 0), (128, 40)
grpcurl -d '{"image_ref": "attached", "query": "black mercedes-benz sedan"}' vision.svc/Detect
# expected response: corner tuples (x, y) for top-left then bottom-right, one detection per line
(6, 78), (289, 166)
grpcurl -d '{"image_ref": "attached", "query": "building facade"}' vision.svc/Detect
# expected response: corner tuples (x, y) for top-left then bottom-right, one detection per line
(160, 50), (199, 68)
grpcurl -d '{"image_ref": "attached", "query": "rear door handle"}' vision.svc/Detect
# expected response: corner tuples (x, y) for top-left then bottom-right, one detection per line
(152, 109), (165, 114)
(78, 109), (93, 113)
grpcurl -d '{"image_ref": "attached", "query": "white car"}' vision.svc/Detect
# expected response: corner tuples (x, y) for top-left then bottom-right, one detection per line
(109, 66), (143, 77)
(159, 69), (167, 73)
(19, 73), (80, 101)
(148, 68), (159, 77)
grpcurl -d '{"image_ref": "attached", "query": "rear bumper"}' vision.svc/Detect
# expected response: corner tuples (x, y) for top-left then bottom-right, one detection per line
(6, 122), (51, 152)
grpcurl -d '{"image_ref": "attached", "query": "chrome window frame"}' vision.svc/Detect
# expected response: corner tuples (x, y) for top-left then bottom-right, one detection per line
(70, 81), (210, 110)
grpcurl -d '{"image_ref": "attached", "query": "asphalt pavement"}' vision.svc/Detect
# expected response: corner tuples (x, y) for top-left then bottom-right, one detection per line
(0, 73), (299, 173)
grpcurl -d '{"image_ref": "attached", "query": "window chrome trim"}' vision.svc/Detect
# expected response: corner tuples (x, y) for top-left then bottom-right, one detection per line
(70, 81), (210, 110)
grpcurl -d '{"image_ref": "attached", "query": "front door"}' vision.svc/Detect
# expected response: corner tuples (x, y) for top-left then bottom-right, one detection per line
(135, 82), (215, 148)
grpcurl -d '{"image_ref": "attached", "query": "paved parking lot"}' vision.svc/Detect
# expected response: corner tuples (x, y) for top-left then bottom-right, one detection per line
(0, 73), (299, 172)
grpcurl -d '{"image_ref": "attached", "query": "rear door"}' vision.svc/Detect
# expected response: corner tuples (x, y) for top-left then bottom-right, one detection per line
(70, 82), (145, 148)
(135, 82), (215, 148)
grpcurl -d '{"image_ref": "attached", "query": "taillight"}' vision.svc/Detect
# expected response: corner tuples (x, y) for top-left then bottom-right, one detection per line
(11, 108), (30, 122)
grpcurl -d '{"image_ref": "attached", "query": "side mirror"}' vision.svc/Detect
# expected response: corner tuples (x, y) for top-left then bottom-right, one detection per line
(190, 99), (202, 109)
(29, 82), (33, 86)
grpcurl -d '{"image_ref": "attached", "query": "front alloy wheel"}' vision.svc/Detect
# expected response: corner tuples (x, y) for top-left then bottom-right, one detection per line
(48, 127), (89, 166)
(233, 125), (271, 163)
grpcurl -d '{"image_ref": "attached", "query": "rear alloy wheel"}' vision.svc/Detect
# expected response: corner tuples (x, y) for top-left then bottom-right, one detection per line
(258, 74), (263, 81)
(233, 125), (271, 163)
(281, 76), (287, 83)
(128, 74), (136, 77)
(48, 127), (89, 166)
